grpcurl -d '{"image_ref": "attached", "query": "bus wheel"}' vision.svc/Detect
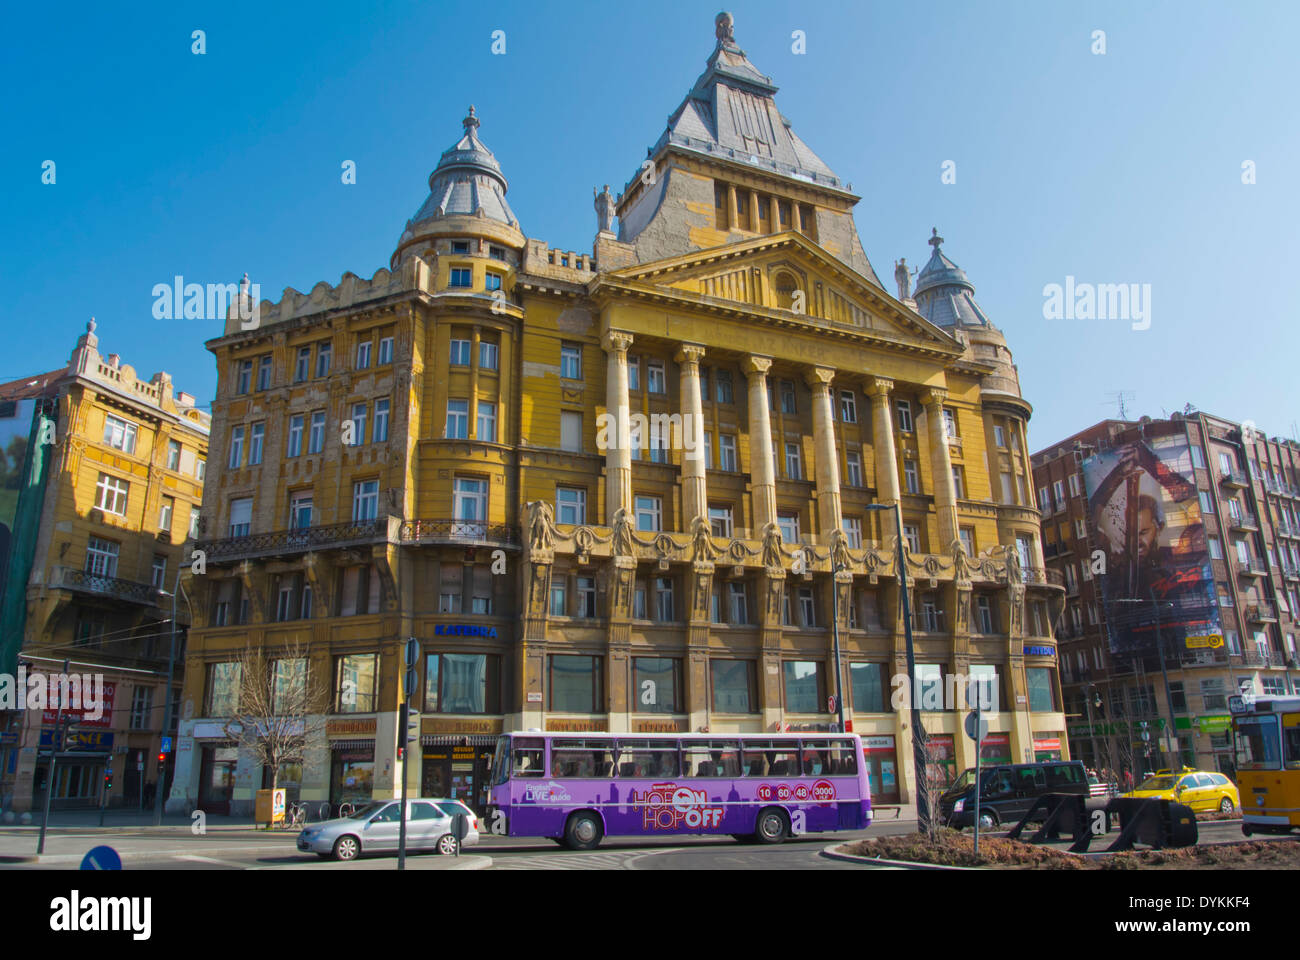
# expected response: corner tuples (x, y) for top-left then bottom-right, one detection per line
(1242, 825), (1253, 837)
(564, 812), (604, 850)
(754, 808), (790, 844)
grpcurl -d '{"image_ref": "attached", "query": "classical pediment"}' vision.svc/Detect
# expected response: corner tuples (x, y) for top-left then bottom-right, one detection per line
(599, 232), (960, 350)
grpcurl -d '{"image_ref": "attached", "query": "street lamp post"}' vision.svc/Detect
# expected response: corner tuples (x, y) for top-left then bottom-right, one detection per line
(153, 567), (187, 826)
(830, 558), (847, 734)
(1082, 682), (1103, 771)
(865, 501), (927, 832)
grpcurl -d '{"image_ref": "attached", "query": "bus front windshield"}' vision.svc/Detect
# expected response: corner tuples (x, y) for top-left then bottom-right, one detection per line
(1235, 715), (1282, 770)
(490, 735), (511, 786)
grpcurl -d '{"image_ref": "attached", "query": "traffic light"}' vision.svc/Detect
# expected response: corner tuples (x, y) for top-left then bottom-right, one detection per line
(396, 702), (419, 761)
(103, 765), (113, 792)
(407, 703), (420, 744)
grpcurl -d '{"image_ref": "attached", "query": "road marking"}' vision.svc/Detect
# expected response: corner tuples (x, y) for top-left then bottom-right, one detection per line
(492, 848), (677, 871)
(174, 854), (253, 869)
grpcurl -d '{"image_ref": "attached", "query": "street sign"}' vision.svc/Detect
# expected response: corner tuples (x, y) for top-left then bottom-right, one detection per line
(80, 846), (121, 871)
(160, 736), (172, 754)
(827, 695), (836, 713)
(964, 710), (988, 742)
(404, 637), (420, 668)
(1227, 695), (1246, 715)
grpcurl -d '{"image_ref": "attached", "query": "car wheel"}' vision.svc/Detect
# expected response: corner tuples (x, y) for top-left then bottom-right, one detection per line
(332, 835), (360, 862)
(753, 807), (789, 845)
(976, 811), (998, 830)
(1219, 797), (1235, 814)
(437, 834), (458, 856)
(564, 812), (603, 850)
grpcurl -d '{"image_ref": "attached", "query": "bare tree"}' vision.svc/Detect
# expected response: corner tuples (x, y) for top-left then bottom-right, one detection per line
(222, 639), (328, 801)
(914, 734), (953, 842)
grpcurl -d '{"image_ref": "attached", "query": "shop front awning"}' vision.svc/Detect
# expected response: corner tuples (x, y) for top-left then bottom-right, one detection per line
(330, 739), (376, 751)
(421, 734), (497, 748)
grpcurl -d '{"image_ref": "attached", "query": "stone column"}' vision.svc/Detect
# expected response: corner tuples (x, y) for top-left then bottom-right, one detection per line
(806, 366), (842, 539)
(922, 388), (958, 549)
(748, 189), (760, 232)
(603, 331), (634, 523)
(676, 344), (708, 524)
(727, 185), (739, 232)
(865, 377), (899, 503)
(744, 356), (776, 532)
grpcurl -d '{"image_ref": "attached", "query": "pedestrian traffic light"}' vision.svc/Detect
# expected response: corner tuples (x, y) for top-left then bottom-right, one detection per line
(103, 766), (113, 792)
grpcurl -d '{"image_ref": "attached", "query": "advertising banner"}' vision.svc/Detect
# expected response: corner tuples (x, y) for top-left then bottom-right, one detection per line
(1082, 432), (1222, 656)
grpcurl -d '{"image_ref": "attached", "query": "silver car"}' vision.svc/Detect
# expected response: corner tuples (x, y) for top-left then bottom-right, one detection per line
(297, 799), (480, 861)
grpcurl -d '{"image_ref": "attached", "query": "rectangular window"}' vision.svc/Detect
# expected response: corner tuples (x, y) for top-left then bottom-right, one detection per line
(95, 473), (129, 516)
(206, 662), (241, 716)
(102, 415), (138, 454)
(189, 506), (201, 539)
(335, 654), (377, 713)
(236, 359), (252, 395)
(777, 512), (800, 544)
(424, 653), (501, 714)
(560, 343), (582, 380)
(715, 369), (734, 404)
(294, 346), (310, 383)
(560, 410), (582, 452)
(635, 495), (662, 532)
(994, 424), (1007, 447)
(308, 411), (325, 454)
(445, 399), (469, 439)
(914, 663), (944, 710)
(840, 390), (857, 423)
(785, 442), (801, 480)
(485, 272), (502, 291)
(477, 401), (497, 442)
(942, 408), (958, 438)
(975, 595), (995, 633)
(239, 426), (261, 471)
(355, 340), (372, 370)
(450, 267), (472, 287)
(903, 524), (921, 554)
(549, 579), (566, 617)
(158, 496), (174, 534)
(287, 414), (304, 457)
(129, 685), (153, 730)
(845, 451), (863, 487)
(727, 582), (748, 624)
(633, 658), (682, 714)
(373, 398), (389, 443)
(1068, 473), (1081, 497)
(450, 339), (471, 366)
(1208, 536), (1223, 559)
(655, 577), (675, 621)
(479, 341), (498, 370)
(896, 400), (913, 433)
(627, 356), (640, 391)
(850, 662), (887, 713)
(352, 480), (379, 522)
(710, 660), (757, 713)
(780, 381), (797, 415)
(719, 434), (737, 471)
(228, 426), (244, 469)
(349, 404), (367, 446)
(647, 361), (666, 394)
(1190, 445), (1206, 469)
(315, 342), (332, 378)
(1026, 667), (1058, 712)
(289, 492), (313, 529)
(452, 476), (487, 534)
(84, 536), (119, 578)
(228, 497), (252, 537)
(798, 587), (816, 626)
(452, 240), (470, 254)
(708, 504), (733, 537)
(903, 459), (919, 494)
(951, 466), (965, 499)
(376, 336), (393, 366)
(556, 487), (586, 525)
(548, 655), (603, 713)
(782, 661), (825, 713)
(959, 526), (975, 557)
(165, 439), (181, 471)
(843, 516), (863, 549)
(1017, 535), (1034, 571)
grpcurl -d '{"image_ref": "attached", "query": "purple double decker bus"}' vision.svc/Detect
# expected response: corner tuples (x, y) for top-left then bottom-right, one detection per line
(485, 732), (870, 849)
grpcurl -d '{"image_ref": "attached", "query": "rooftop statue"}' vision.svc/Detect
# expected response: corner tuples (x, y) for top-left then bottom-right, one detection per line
(594, 184), (616, 234)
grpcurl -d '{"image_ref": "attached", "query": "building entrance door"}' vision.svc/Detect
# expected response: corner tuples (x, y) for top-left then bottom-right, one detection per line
(198, 746), (236, 814)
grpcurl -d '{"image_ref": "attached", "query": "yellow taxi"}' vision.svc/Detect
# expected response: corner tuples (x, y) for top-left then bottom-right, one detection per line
(1123, 766), (1240, 813)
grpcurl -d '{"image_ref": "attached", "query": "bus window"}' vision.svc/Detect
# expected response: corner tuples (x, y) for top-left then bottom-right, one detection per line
(1235, 716), (1281, 769)
(551, 739), (615, 778)
(747, 742), (799, 777)
(801, 742), (831, 776)
(742, 740), (772, 776)
(511, 738), (545, 778)
(827, 739), (859, 776)
(683, 740), (740, 777)
(1284, 718), (1300, 769)
(616, 740), (680, 778)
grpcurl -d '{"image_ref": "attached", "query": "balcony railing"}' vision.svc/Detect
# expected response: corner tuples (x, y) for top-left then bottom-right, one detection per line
(1229, 511), (1259, 531)
(50, 566), (165, 606)
(1247, 602), (1278, 622)
(1221, 469), (1249, 488)
(1024, 567), (1066, 587)
(1235, 557), (1268, 576)
(399, 519), (519, 548)
(1276, 517), (1298, 537)
(1239, 647), (1274, 667)
(196, 519), (390, 561)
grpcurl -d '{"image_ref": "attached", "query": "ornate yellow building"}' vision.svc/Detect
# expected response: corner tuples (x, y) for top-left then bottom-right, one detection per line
(172, 15), (1063, 816)
(2, 321), (209, 811)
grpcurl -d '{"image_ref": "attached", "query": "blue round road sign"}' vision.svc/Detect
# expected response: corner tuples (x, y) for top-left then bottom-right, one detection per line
(81, 845), (122, 870)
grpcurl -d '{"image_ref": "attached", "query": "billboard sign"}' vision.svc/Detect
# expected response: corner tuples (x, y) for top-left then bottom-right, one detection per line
(1082, 432), (1222, 656)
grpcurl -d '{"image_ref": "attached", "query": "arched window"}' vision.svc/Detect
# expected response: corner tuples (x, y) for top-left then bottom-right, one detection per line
(773, 271), (798, 310)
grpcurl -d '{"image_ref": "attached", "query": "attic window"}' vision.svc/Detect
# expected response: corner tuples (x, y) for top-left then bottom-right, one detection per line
(452, 240), (470, 254)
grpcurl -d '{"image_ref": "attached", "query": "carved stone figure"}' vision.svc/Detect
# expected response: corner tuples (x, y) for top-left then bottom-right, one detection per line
(715, 11), (735, 44)
(1005, 546), (1023, 584)
(594, 184), (616, 234)
(894, 258), (913, 301)
(829, 527), (853, 573)
(951, 539), (972, 584)
(690, 516), (719, 562)
(761, 522), (784, 571)
(526, 500), (554, 553)
(611, 507), (635, 557)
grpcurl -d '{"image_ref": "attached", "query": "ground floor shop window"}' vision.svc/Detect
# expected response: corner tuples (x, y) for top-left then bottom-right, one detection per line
(862, 736), (899, 804)
(979, 732), (1011, 766)
(1032, 735), (1063, 762)
(330, 747), (374, 808)
(199, 745), (238, 814)
(262, 761), (302, 805)
(923, 733), (956, 787)
(421, 743), (494, 813)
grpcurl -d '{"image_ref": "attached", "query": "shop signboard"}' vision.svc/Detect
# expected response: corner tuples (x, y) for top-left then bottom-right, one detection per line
(1196, 715), (1233, 735)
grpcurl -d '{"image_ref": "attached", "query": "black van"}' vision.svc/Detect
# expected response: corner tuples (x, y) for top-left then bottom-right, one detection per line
(938, 761), (1088, 829)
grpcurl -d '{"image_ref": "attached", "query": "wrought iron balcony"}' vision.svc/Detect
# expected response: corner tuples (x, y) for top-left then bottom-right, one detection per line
(1247, 602), (1278, 622)
(1276, 517), (1297, 537)
(50, 565), (165, 606)
(1220, 469), (1249, 488)
(399, 519), (519, 549)
(1239, 647), (1272, 667)
(1229, 511), (1259, 531)
(195, 519), (391, 562)
(1024, 566), (1066, 587)
(1235, 557), (1268, 576)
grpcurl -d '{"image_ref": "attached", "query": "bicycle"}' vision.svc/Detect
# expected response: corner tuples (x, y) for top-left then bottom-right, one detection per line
(285, 802), (306, 829)
(338, 802), (356, 818)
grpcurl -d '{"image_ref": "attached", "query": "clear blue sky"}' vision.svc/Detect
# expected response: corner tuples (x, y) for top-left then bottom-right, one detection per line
(3, 0), (1296, 448)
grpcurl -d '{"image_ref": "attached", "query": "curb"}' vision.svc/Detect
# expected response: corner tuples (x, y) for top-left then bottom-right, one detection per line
(820, 842), (979, 871)
(0, 854), (38, 864)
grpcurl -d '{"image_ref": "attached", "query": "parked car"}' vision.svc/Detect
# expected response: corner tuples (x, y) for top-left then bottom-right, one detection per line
(1123, 768), (1239, 813)
(297, 798), (480, 861)
(939, 761), (1089, 829)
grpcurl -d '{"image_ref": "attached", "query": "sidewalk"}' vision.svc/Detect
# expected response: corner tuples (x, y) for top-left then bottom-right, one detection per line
(0, 808), (267, 835)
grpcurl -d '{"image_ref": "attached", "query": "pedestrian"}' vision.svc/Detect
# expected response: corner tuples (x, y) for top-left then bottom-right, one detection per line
(1123, 768), (1133, 790)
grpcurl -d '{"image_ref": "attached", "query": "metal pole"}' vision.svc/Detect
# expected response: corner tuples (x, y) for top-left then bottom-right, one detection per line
(154, 570), (182, 826)
(894, 503), (927, 833)
(1151, 592), (1181, 770)
(1085, 683), (1100, 771)
(36, 658), (69, 856)
(398, 704), (409, 871)
(972, 704), (982, 859)
(831, 561), (846, 733)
